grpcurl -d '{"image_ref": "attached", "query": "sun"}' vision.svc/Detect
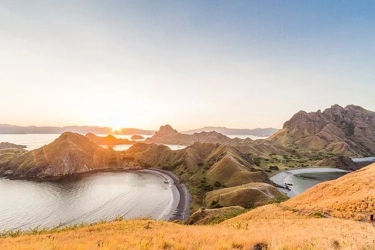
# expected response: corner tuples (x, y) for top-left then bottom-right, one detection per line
(111, 126), (123, 134)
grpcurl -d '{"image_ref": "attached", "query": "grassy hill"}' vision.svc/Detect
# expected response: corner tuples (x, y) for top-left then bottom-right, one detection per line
(1, 212), (374, 249)
(1, 163), (375, 249)
(283, 162), (375, 221)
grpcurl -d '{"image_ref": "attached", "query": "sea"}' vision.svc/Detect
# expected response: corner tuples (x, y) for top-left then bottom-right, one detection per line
(0, 171), (179, 231)
(0, 134), (187, 231)
(0, 133), (278, 231)
(271, 168), (350, 197)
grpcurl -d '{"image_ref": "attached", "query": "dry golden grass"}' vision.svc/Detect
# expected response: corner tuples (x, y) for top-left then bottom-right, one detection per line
(2, 155), (375, 249)
(1, 213), (375, 250)
(284, 163), (375, 221)
(206, 183), (286, 208)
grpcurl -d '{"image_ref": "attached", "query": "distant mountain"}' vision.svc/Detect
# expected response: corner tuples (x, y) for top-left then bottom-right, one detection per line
(270, 104), (375, 157)
(0, 124), (155, 135)
(0, 142), (27, 149)
(146, 125), (233, 145)
(183, 126), (278, 137)
(85, 133), (133, 145)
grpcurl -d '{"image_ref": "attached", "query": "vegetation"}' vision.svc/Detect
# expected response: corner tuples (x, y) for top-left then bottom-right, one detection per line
(1, 211), (374, 249)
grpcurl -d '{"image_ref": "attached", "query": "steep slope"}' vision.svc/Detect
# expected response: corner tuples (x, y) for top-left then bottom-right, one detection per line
(270, 104), (375, 156)
(125, 142), (277, 209)
(1, 132), (132, 179)
(283, 162), (375, 221)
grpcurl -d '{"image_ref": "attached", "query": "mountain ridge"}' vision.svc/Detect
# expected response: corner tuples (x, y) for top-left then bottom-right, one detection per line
(183, 126), (278, 136)
(269, 104), (375, 157)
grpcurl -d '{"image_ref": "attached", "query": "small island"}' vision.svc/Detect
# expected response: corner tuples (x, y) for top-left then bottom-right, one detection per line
(131, 135), (145, 140)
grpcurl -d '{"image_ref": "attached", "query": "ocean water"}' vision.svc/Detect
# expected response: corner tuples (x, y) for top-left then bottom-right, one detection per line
(0, 134), (186, 151)
(0, 171), (179, 231)
(271, 168), (349, 197)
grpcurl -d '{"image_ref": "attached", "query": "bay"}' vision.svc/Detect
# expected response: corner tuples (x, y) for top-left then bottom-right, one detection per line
(0, 171), (180, 231)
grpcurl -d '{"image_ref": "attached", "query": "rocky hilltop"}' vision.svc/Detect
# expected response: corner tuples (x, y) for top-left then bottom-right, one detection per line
(146, 125), (232, 145)
(270, 104), (375, 156)
(0, 132), (137, 179)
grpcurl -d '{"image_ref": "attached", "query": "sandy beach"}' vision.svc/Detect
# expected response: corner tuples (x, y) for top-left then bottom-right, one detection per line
(142, 168), (191, 221)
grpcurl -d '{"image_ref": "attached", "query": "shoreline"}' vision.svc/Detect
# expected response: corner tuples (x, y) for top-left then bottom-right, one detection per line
(144, 168), (191, 221)
(1, 167), (191, 222)
(271, 167), (349, 197)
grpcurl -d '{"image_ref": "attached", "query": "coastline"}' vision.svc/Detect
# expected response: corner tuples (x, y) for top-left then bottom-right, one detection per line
(1, 167), (191, 222)
(144, 168), (191, 221)
(271, 167), (349, 197)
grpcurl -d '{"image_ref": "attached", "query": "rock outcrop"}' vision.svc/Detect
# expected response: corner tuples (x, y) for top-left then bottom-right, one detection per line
(270, 104), (375, 156)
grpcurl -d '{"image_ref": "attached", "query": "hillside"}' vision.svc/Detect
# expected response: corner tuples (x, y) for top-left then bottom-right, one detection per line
(205, 183), (286, 209)
(283, 162), (375, 221)
(183, 126), (278, 137)
(270, 104), (375, 157)
(1, 211), (374, 249)
(0, 132), (282, 211)
(1, 137), (375, 249)
(0, 132), (129, 179)
(125, 142), (276, 210)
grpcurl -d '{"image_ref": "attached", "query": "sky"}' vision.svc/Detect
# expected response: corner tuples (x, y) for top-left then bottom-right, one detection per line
(1, 1), (375, 131)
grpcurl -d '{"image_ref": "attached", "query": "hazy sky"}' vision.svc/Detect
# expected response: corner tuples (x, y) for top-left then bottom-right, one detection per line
(1, 1), (375, 131)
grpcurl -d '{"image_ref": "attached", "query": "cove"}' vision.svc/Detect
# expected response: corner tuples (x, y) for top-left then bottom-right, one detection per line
(0, 170), (184, 231)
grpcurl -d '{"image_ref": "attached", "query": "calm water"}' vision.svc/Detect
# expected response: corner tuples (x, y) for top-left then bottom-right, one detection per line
(0, 134), (188, 151)
(271, 168), (348, 197)
(0, 171), (179, 231)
